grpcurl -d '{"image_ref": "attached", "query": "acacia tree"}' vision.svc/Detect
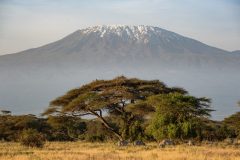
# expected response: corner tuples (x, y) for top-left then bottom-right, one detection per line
(43, 76), (186, 141)
(223, 101), (240, 138)
(147, 93), (213, 141)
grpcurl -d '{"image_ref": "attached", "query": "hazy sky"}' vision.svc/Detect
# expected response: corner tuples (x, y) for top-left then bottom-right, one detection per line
(0, 0), (239, 55)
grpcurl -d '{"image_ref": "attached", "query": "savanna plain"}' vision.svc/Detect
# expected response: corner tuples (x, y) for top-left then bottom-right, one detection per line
(0, 142), (240, 160)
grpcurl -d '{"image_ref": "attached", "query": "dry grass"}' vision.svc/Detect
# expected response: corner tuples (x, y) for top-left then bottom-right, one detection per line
(0, 142), (240, 160)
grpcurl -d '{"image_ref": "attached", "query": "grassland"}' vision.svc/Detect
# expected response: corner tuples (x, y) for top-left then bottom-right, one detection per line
(0, 142), (240, 160)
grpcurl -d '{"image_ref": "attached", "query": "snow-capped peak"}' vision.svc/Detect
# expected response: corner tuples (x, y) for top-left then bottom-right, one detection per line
(79, 25), (178, 43)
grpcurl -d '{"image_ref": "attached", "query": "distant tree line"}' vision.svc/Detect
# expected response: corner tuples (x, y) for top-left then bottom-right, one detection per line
(0, 76), (239, 146)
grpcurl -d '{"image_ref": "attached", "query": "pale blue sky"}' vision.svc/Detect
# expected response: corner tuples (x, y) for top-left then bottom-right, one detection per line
(0, 0), (239, 54)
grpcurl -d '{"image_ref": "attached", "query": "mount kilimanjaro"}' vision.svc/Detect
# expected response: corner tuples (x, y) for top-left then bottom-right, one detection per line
(0, 25), (239, 119)
(0, 25), (239, 70)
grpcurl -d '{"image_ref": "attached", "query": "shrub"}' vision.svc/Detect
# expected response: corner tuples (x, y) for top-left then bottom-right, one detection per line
(146, 93), (212, 141)
(85, 135), (105, 142)
(83, 120), (111, 142)
(19, 129), (45, 148)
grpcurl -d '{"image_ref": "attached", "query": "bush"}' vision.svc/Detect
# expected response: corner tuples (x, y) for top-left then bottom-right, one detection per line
(85, 135), (105, 142)
(83, 120), (111, 142)
(19, 129), (45, 148)
(146, 93), (212, 141)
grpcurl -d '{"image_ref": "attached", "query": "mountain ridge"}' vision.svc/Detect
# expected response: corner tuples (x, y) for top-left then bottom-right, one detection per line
(0, 25), (239, 70)
(1, 25), (230, 55)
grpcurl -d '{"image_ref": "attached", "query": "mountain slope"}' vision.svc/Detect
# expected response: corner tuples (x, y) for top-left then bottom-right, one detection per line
(231, 50), (240, 55)
(0, 25), (239, 70)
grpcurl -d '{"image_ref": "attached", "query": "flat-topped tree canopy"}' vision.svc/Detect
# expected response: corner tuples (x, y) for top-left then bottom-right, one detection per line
(44, 76), (187, 116)
(43, 76), (187, 140)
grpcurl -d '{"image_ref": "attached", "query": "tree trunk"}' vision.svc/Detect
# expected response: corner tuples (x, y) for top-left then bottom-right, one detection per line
(89, 110), (123, 141)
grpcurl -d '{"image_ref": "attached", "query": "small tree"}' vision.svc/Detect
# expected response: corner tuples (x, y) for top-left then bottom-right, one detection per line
(19, 129), (45, 148)
(147, 93), (213, 141)
(223, 101), (240, 138)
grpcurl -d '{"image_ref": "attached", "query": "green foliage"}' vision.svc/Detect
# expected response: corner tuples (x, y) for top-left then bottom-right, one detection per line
(223, 111), (240, 138)
(84, 120), (112, 142)
(167, 123), (179, 139)
(199, 119), (236, 141)
(147, 93), (212, 141)
(44, 76), (186, 141)
(147, 114), (167, 140)
(0, 115), (46, 141)
(46, 116), (86, 141)
(85, 135), (105, 142)
(181, 121), (193, 137)
(1, 78), (237, 143)
(19, 129), (45, 148)
(128, 120), (145, 141)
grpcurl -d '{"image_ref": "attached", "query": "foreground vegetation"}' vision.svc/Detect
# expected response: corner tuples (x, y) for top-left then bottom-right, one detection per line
(0, 76), (239, 150)
(0, 142), (240, 160)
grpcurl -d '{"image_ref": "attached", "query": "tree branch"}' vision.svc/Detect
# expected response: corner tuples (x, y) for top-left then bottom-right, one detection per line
(88, 109), (123, 141)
